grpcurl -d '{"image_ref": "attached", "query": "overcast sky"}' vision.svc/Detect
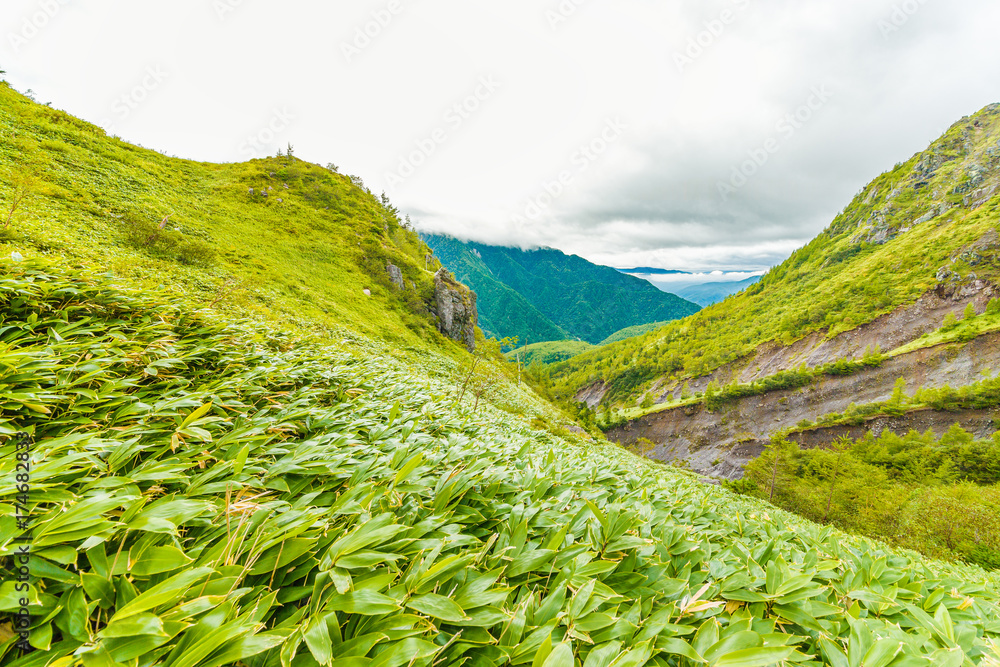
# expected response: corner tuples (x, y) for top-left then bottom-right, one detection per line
(4, 0), (1000, 272)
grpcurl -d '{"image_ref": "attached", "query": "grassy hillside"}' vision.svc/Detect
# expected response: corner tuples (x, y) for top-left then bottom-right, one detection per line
(3, 79), (1000, 665)
(3, 259), (1000, 665)
(600, 321), (673, 345)
(0, 83), (458, 356)
(423, 234), (701, 345)
(506, 340), (596, 366)
(504, 324), (680, 368)
(544, 103), (1000, 407)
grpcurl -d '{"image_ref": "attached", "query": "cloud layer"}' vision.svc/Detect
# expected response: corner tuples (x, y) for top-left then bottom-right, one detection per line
(4, 0), (1000, 270)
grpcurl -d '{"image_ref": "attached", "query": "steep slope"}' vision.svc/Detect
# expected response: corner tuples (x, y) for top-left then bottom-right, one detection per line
(547, 103), (1000, 413)
(2, 79), (1000, 664)
(3, 260), (999, 665)
(419, 234), (568, 342)
(0, 83), (469, 354)
(423, 234), (701, 344)
(675, 276), (762, 307)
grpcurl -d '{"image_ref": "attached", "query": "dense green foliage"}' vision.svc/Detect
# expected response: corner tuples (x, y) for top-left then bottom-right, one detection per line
(0, 83), (449, 350)
(422, 235), (700, 345)
(506, 341), (596, 367)
(737, 426), (1000, 570)
(600, 322), (673, 346)
(4, 261), (1000, 666)
(540, 104), (1000, 408)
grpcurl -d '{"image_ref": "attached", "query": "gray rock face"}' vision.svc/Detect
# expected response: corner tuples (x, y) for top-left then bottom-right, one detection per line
(433, 269), (478, 352)
(386, 262), (404, 289)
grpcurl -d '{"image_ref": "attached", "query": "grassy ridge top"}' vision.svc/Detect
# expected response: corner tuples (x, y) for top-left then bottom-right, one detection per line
(0, 83), (456, 355)
(544, 103), (1000, 407)
(423, 234), (701, 345)
(2, 259), (999, 664)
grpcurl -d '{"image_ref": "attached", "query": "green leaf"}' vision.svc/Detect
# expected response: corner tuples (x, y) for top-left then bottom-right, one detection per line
(130, 545), (194, 576)
(393, 452), (424, 486)
(198, 633), (287, 667)
(369, 638), (440, 667)
(543, 643), (575, 667)
(233, 443), (249, 475)
(583, 642), (623, 667)
(704, 632), (763, 664)
(327, 590), (400, 615)
(860, 639), (902, 667)
(107, 567), (213, 622)
(99, 613), (167, 638)
(406, 593), (467, 622)
(657, 637), (705, 663)
(712, 646), (798, 667)
(179, 402), (213, 429)
(304, 615), (333, 665)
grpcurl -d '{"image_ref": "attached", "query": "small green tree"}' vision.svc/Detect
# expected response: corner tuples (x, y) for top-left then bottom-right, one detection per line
(2, 170), (37, 229)
(822, 437), (853, 523)
(885, 378), (908, 416)
(942, 312), (959, 330)
(680, 381), (691, 400)
(963, 303), (977, 320)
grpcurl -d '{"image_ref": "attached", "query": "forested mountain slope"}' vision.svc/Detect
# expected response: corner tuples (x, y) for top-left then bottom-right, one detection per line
(423, 234), (701, 344)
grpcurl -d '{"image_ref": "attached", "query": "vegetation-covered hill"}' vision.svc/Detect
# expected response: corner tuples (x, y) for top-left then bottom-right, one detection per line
(422, 234), (700, 345)
(0, 83), (456, 354)
(3, 259), (1000, 666)
(542, 103), (1000, 407)
(3, 78), (1000, 665)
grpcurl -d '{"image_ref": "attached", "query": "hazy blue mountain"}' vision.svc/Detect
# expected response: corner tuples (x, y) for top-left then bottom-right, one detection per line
(673, 276), (763, 307)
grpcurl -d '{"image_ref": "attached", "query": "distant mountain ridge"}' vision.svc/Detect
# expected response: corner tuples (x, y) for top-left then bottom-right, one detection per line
(674, 276), (762, 307)
(617, 267), (691, 275)
(422, 235), (701, 344)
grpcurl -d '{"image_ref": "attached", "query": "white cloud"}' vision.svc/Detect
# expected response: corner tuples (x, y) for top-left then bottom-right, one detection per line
(2, 0), (999, 271)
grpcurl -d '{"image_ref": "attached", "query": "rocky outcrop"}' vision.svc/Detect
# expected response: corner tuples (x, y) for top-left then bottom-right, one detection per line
(580, 278), (998, 408)
(604, 279), (1000, 479)
(434, 269), (478, 352)
(386, 262), (404, 289)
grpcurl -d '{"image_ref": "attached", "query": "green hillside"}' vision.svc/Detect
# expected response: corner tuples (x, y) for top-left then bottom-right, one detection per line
(544, 103), (1000, 406)
(2, 79), (1000, 665)
(423, 234), (701, 345)
(3, 259), (1000, 665)
(506, 340), (596, 366)
(0, 83), (455, 354)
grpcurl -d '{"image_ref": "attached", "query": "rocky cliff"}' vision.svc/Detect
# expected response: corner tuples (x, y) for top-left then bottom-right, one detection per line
(433, 269), (478, 352)
(603, 277), (1000, 478)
